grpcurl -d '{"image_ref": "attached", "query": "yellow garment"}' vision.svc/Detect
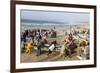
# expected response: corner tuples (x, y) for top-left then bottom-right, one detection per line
(25, 42), (33, 54)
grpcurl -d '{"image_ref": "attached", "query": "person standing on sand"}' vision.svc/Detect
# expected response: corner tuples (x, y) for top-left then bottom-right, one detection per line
(25, 40), (33, 55)
(36, 40), (43, 56)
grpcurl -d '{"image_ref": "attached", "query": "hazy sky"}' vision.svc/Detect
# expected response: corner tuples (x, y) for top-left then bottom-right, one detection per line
(21, 10), (90, 25)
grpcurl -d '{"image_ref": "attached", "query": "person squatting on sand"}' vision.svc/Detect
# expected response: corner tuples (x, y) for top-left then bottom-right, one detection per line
(59, 33), (77, 58)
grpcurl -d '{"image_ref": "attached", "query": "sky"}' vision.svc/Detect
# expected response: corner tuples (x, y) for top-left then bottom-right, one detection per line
(21, 10), (90, 25)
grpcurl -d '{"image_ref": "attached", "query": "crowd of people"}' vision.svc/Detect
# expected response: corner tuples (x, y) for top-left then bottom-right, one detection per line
(21, 29), (57, 55)
(21, 28), (90, 60)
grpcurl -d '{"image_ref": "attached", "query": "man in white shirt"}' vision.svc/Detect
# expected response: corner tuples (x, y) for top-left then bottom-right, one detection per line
(47, 41), (56, 56)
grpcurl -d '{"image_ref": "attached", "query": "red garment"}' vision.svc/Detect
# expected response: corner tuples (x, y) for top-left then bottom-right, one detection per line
(68, 36), (73, 42)
(67, 34), (73, 45)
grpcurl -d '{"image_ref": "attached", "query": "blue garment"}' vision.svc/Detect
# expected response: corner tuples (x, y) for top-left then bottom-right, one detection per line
(38, 34), (42, 41)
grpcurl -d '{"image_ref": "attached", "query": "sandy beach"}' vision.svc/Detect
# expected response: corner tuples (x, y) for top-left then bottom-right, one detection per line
(21, 23), (89, 63)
